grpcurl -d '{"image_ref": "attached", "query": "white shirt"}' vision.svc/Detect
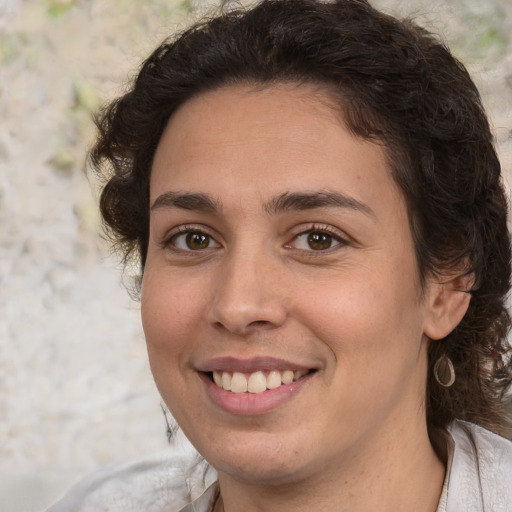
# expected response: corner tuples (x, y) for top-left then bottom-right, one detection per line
(46, 420), (512, 512)
(436, 421), (512, 511)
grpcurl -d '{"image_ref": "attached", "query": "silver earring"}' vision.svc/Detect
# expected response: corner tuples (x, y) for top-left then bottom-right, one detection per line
(434, 355), (455, 388)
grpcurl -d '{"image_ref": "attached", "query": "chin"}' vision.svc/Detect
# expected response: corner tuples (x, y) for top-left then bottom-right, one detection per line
(216, 457), (311, 486)
(197, 431), (318, 486)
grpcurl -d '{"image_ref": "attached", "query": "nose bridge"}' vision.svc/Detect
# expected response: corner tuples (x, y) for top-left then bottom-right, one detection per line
(208, 241), (287, 334)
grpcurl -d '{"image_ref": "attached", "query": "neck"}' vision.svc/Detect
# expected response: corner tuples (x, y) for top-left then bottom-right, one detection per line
(214, 419), (445, 512)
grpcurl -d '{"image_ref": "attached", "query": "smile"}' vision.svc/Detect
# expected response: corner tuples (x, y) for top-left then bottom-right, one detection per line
(198, 357), (317, 414)
(211, 370), (310, 394)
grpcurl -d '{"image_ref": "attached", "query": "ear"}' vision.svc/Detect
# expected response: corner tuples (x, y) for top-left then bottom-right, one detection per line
(423, 271), (474, 340)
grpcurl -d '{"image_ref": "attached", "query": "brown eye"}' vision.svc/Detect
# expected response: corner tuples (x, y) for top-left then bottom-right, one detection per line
(290, 230), (343, 251)
(186, 232), (210, 250)
(307, 232), (334, 250)
(170, 230), (220, 251)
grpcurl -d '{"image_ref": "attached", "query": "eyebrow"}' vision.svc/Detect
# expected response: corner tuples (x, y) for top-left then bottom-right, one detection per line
(150, 190), (374, 218)
(151, 192), (221, 213)
(264, 191), (375, 217)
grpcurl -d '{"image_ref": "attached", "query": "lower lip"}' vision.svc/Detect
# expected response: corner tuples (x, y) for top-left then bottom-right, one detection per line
(199, 372), (314, 415)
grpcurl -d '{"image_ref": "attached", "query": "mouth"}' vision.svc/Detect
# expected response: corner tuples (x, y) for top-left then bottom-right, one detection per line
(198, 358), (318, 414)
(207, 369), (314, 394)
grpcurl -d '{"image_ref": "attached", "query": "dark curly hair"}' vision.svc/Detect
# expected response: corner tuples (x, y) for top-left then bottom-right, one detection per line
(91, 0), (512, 438)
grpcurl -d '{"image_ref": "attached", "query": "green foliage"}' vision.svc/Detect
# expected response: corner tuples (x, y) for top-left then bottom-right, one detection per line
(180, 0), (194, 13)
(461, 9), (507, 61)
(45, 0), (76, 20)
(0, 35), (17, 63)
(49, 146), (75, 174)
(73, 80), (101, 114)
(479, 25), (506, 51)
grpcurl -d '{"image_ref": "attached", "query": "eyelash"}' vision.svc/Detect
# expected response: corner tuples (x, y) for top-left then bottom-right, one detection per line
(161, 225), (220, 253)
(287, 224), (349, 253)
(161, 224), (349, 254)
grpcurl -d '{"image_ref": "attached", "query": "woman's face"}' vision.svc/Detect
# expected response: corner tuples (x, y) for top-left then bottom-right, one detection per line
(142, 83), (441, 485)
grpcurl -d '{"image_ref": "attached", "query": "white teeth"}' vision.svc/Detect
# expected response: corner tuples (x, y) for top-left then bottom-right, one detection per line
(221, 372), (232, 391)
(231, 372), (248, 393)
(212, 369), (310, 394)
(266, 370), (282, 389)
(248, 371), (267, 393)
(281, 370), (294, 385)
(213, 371), (223, 387)
(294, 370), (308, 381)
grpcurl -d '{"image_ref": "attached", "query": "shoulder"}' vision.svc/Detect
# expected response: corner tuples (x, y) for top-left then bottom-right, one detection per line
(45, 444), (217, 512)
(445, 420), (512, 512)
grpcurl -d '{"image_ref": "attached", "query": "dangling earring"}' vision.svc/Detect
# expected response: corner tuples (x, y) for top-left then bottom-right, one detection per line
(434, 355), (455, 388)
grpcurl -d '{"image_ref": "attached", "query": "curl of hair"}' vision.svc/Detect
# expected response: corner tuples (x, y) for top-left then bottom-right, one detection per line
(90, 0), (512, 436)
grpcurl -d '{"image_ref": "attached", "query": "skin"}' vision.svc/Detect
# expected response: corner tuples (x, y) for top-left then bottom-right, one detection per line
(141, 83), (471, 512)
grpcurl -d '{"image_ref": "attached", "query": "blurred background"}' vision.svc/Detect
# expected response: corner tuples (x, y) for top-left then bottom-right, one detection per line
(0, 0), (511, 511)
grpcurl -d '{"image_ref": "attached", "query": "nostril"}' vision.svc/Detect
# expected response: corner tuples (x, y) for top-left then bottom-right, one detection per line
(248, 320), (271, 327)
(208, 299), (287, 335)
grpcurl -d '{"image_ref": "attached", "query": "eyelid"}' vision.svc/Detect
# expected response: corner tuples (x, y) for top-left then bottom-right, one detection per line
(160, 224), (221, 251)
(285, 223), (350, 251)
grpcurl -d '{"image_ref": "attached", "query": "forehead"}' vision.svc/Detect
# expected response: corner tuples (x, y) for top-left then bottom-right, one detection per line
(150, 83), (403, 216)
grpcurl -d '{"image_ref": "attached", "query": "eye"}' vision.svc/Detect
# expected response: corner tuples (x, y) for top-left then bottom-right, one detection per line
(169, 230), (221, 251)
(290, 229), (344, 251)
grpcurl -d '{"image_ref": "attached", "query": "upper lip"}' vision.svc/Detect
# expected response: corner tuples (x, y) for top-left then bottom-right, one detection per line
(196, 356), (315, 373)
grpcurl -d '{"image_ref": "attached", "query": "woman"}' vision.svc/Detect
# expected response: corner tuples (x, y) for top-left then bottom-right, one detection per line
(48, 0), (512, 510)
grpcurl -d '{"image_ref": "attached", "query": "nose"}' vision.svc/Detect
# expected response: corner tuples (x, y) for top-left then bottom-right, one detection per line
(207, 250), (288, 336)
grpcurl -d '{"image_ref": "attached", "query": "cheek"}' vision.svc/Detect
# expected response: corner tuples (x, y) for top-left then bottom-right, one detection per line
(303, 278), (427, 423)
(140, 272), (199, 412)
(141, 270), (205, 357)
(301, 273), (391, 331)
(296, 261), (424, 366)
